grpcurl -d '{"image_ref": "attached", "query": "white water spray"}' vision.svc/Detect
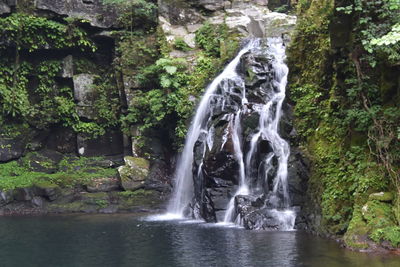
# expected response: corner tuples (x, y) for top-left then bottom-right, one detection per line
(167, 40), (259, 218)
(166, 37), (295, 230)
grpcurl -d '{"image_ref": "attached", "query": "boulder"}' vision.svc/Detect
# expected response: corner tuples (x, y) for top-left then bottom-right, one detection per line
(118, 157), (150, 191)
(35, 0), (119, 29)
(0, 1), (10, 15)
(158, 0), (204, 26)
(33, 182), (61, 201)
(145, 159), (172, 193)
(0, 137), (27, 162)
(262, 12), (297, 38)
(368, 192), (394, 202)
(13, 188), (34, 201)
(234, 195), (296, 230)
(19, 150), (64, 174)
(0, 190), (14, 206)
(86, 177), (120, 193)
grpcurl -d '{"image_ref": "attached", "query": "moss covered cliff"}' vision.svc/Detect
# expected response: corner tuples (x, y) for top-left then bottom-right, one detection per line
(288, 0), (400, 250)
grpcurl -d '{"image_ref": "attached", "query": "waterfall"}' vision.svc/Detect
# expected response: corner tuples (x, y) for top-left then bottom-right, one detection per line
(166, 37), (295, 230)
(222, 37), (294, 229)
(167, 39), (259, 217)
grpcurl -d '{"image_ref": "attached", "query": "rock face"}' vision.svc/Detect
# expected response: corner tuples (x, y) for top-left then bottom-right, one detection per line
(0, 137), (27, 162)
(159, 0), (296, 54)
(73, 74), (96, 120)
(77, 130), (124, 157)
(35, 0), (119, 28)
(118, 156), (150, 191)
(0, 0), (11, 15)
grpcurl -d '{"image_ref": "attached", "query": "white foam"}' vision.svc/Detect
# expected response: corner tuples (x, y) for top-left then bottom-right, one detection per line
(143, 213), (184, 221)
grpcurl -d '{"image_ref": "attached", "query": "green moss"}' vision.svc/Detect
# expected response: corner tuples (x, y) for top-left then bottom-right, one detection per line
(362, 200), (396, 228)
(124, 156), (149, 169)
(345, 200), (400, 248)
(48, 201), (85, 212)
(369, 192), (394, 202)
(370, 226), (400, 247)
(0, 156), (118, 191)
(288, 1), (400, 250)
(117, 189), (161, 209)
(118, 189), (153, 197)
(344, 208), (370, 249)
(195, 22), (239, 59)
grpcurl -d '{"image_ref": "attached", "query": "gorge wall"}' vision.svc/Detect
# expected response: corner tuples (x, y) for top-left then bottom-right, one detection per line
(288, 0), (400, 251)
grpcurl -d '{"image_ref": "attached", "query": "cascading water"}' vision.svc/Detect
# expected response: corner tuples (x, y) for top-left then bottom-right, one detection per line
(166, 37), (296, 230)
(223, 37), (294, 229)
(167, 40), (259, 218)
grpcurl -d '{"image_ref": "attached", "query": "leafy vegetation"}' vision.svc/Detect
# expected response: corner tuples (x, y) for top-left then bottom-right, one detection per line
(0, 157), (117, 191)
(102, 0), (157, 31)
(117, 21), (239, 148)
(0, 13), (122, 139)
(289, 0), (400, 248)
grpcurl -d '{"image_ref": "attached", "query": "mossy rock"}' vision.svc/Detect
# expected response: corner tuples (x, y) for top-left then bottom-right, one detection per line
(117, 189), (162, 210)
(86, 177), (120, 193)
(370, 226), (400, 248)
(48, 192), (111, 213)
(368, 192), (394, 202)
(362, 200), (397, 229)
(118, 157), (150, 191)
(344, 208), (370, 249)
(33, 181), (61, 201)
(47, 201), (85, 213)
(19, 150), (63, 174)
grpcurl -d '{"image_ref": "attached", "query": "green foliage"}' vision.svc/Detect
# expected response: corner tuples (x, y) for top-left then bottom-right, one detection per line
(274, 5), (290, 13)
(115, 32), (159, 76)
(289, 0), (400, 245)
(118, 189), (153, 197)
(102, 0), (157, 31)
(0, 14), (96, 52)
(0, 157), (117, 191)
(121, 57), (190, 138)
(174, 37), (192, 52)
(371, 23), (400, 46)
(370, 226), (400, 247)
(195, 22), (232, 57)
(0, 13), (120, 139)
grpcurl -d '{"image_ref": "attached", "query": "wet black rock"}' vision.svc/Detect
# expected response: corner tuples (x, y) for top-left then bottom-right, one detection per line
(0, 137), (28, 162)
(35, 0), (119, 28)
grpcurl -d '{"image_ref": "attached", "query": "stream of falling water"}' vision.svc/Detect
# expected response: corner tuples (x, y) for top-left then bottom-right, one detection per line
(167, 39), (259, 218)
(165, 38), (295, 229)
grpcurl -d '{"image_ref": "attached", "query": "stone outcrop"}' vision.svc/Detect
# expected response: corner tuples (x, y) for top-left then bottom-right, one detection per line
(118, 156), (150, 191)
(158, 0), (296, 50)
(0, 0), (11, 15)
(35, 0), (119, 28)
(0, 136), (28, 162)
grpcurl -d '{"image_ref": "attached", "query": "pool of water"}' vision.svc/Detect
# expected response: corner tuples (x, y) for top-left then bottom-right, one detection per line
(0, 214), (398, 266)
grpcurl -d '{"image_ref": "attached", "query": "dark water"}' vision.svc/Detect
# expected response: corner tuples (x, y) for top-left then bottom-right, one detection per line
(0, 214), (398, 267)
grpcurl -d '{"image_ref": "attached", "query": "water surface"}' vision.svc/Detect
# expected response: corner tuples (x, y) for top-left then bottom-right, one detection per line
(0, 214), (398, 267)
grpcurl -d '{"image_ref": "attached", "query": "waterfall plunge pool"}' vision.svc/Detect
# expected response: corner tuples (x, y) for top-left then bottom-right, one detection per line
(0, 214), (399, 267)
